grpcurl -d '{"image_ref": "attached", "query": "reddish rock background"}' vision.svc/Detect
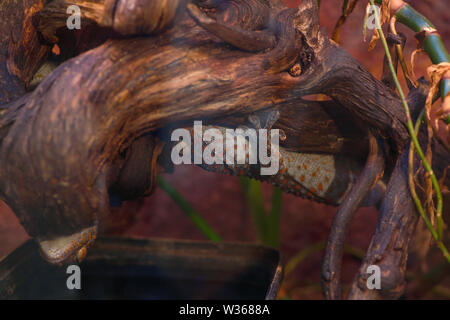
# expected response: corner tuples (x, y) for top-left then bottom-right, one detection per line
(0, 0), (449, 299)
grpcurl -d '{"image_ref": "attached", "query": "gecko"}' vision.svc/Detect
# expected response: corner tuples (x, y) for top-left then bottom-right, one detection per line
(173, 120), (385, 207)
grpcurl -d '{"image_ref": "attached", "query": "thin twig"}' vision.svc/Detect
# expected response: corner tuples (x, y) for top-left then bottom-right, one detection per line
(332, 0), (359, 43)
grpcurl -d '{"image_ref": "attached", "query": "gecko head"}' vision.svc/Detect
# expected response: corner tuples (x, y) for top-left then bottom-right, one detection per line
(38, 225), (98, 265)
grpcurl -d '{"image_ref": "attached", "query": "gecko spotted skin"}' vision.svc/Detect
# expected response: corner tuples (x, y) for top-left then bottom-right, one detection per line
(38, 225), (98, 265)
(177, 125), (384, 206)
(273, 151), (354, 205)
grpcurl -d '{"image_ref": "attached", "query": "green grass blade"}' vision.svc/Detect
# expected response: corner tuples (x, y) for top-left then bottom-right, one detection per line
(240, 177), (268, 244)
(158, 176), (222, 242)
(268, 187), (283, 248)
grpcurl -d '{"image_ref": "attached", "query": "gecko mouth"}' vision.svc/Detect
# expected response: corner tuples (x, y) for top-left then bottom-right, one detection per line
(38, 225), (98, 265)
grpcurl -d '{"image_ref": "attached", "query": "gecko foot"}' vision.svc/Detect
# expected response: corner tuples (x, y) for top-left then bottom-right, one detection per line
(38, 225), (98, 265)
